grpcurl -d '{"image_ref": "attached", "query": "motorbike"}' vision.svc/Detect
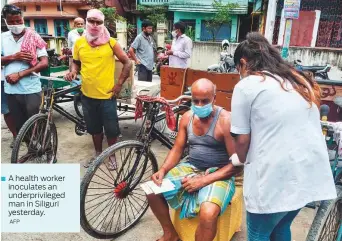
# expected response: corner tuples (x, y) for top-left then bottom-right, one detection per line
(47, 48), (61, 67)
(207, 39), (236, 73)
(155, 44), (171, 76)
(294, 59), (331, 80)
(57, 47), (72, 67)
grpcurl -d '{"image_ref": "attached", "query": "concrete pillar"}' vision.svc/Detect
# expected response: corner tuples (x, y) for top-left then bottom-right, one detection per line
(137, 17), (142, 34)
(116, 20), (127, 50)
(311, 10), (321, 47)
(264, 0), (278, 43)
(277, 9), (286, 46)
(157, 22), (167, 48)
(195, 18), (201, 41)
(231, 15), (238, 42)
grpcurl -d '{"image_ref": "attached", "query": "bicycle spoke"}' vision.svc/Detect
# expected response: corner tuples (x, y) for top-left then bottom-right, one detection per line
(86, 191), (113, 197)
(85, 191), (113, 204)
(93, 174), (114, 186)
(85, 193), (114, 215)
(97, 166), (115, 182)
(90, 180), (114, 189)
(114, 200), (124, 232)
(97, 196), (117, 231)
(88, 195), (116, 224)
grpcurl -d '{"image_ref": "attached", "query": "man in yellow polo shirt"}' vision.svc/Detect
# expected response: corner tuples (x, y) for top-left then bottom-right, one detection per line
(65, 9), (132, 168)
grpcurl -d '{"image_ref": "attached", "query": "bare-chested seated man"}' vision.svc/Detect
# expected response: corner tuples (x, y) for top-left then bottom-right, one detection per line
(147, 78), (244, 241)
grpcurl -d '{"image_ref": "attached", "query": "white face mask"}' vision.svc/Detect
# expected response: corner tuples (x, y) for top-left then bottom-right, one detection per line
(7, 24), (25, 35)
(171, 30), (177, 38)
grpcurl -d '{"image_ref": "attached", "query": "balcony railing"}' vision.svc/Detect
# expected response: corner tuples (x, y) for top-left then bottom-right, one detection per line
(139, 0), (169, 5)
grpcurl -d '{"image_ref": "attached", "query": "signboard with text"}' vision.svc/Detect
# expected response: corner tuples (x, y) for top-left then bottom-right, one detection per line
(284, 0), (301, 19)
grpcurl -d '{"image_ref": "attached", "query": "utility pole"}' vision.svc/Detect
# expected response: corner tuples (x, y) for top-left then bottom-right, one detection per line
(281, 0), (301, 59)
(264, 0), (278, 43)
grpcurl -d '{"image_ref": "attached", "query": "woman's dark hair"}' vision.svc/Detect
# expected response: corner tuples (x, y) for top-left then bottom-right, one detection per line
(2, 4), (22, 18)
(234, 32), (321, 107)
(142, 20), (153, 29)
(174, 21), (186, 34)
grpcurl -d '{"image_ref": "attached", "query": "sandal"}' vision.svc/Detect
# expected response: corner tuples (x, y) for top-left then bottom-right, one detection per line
(106, 155), (117, 171)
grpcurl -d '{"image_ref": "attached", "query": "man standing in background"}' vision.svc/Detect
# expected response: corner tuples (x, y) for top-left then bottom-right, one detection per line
(129, 20), (155, 82)
(67, 17), (85, 70)
(167, 21), (193, 68)
(68, 17), (85, 51)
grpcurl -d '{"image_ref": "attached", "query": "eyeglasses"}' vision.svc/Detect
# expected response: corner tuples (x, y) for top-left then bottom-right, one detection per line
(87, 18), (103, 25)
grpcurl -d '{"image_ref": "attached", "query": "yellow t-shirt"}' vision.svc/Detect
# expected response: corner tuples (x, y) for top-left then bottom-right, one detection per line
(73, 37), (116, 99)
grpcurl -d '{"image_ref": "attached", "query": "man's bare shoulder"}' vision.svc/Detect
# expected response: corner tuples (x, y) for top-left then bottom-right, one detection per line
(217, 108), (231, 127)
(180, 110), (192, 125)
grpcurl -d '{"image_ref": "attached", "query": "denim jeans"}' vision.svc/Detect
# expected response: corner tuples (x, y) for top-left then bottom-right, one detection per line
(247, 209), (301, 241)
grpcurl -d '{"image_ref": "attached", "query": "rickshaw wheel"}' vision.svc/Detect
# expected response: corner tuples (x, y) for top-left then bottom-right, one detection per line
(306, 186), (342, 241)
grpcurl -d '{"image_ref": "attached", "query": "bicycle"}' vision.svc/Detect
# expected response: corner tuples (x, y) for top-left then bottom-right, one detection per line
(305, 106), (342, 241)
(80, 94), (192, 239)
(11, 74), (157, 164)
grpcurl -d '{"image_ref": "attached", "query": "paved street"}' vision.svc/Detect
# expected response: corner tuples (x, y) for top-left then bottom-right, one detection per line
(1, 70), (341, 241)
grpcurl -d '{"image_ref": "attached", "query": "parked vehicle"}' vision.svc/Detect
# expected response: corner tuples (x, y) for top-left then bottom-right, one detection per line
(156, 44), (171, 76)
(47, 48), (62, 67)
(294, 59), (331, 80)
(58, 47), (72, 67)
(207, 39), (236, 73)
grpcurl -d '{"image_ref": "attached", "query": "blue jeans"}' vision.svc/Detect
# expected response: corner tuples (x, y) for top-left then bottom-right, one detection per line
(247, 209), (301, 241)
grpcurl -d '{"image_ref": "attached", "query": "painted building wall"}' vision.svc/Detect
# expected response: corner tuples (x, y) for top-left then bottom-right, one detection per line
(21, 3), (78, 16)
(174, 11), (238, 41)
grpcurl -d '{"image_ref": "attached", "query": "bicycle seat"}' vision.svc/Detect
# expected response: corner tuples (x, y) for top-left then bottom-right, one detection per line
(315, 79), (342, 86)
(300, 65), (328, 71)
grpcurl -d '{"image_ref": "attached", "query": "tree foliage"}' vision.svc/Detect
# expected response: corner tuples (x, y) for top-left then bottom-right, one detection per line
(205, 0), (238, 41)
(86, 0), (106, 9)
(137, 5), (168, 27)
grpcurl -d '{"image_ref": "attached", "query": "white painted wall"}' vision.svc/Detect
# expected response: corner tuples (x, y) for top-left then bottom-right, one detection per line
(189, 42), (342, 71)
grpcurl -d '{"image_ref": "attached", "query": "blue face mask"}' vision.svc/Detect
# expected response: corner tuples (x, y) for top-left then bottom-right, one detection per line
(191, 103), (213, 118)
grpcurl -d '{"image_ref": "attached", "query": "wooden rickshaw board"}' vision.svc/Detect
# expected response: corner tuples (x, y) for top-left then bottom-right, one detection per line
(160, 66), (240, 111)
(160, 66), (342, 122)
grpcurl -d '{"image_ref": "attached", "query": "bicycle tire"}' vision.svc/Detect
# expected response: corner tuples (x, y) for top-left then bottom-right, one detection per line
(80, 140), (158, 239)
(11, 114), (58, 164)
(74, 93), (83, 118)
(306, 185), (342, 241)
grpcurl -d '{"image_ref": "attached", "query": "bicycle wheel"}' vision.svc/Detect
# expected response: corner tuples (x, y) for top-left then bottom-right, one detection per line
(306, 185), (342, 241)
(80, 140), (158, 239)
(74, 93), (83, 118)
(11, 114), (58, 164)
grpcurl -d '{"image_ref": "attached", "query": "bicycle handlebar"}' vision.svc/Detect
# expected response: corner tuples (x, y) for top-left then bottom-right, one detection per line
(165, 95), (192, 104)
(32, 72), (67, 82)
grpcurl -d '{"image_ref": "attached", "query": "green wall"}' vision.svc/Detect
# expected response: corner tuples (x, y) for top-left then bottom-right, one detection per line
(174, 11), (238, 41)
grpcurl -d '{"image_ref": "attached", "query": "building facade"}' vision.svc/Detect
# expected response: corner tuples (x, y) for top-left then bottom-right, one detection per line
(7, 0), (91, 53)
(137, 0), (250, 42)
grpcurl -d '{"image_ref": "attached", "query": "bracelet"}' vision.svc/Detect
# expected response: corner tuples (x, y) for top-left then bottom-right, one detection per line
(17, 72), (21, 77)
(230, 153), (244, 167)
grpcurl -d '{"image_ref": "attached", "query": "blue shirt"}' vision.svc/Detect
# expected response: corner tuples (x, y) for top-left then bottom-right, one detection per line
(131, 33), (155, 70)
(1, 30), (47, 94)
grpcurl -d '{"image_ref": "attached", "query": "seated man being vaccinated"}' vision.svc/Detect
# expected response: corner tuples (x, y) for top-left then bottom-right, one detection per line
(147, 78), (243, 241)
